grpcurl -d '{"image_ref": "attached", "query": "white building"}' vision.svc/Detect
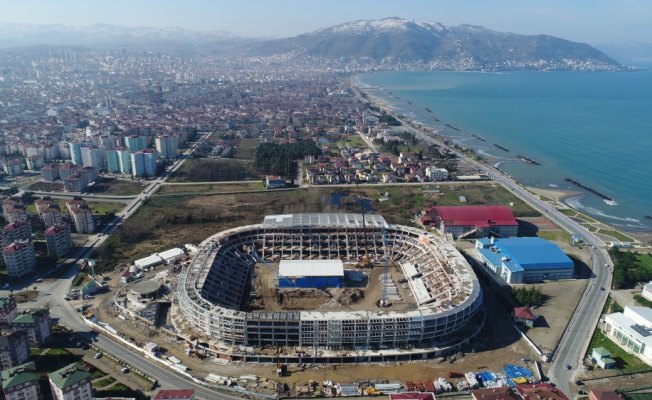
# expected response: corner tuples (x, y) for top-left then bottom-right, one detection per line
(426, 167), (449, 181)
(66, 199), (95, 234)
(3, 241), (36, 279)
(604, 306), (652, 365)
(158, 248), (186, 264)
(48, 362), (93, 400)
(642, 281), (652, 301)
(81, 146), (105, 170)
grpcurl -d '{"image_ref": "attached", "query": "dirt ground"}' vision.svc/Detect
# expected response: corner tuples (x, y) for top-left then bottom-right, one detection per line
(249, 262), (417, 312)
(520, 280), (588, 353)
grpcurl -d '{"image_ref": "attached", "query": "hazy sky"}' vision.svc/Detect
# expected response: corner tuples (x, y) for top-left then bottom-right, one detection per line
(1, 0), (650, 43)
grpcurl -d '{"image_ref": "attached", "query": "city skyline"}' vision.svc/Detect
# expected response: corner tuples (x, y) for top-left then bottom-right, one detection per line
(0, 0), (651, 44)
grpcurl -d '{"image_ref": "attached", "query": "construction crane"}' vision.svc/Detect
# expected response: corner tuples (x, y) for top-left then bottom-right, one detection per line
(380, 227), (391, 308)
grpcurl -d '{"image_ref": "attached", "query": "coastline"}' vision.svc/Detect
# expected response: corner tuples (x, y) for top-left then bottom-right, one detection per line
(351, 75), (651, 246)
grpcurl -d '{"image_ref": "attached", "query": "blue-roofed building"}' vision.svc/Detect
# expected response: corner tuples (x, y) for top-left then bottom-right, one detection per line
(475, 237), (574, 284)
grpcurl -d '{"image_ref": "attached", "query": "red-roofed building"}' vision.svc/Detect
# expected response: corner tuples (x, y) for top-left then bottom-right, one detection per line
(422, 206), (518, 239)
(390, 393), (435, 400)
(45, 224), (72, 258)
(472, 387), (519, 400)
(516, 383), (568, 400)
(153, 389), (195, 400)
(2, 241), (36, 278)
(514, 307), (537, 328)
(589, 388), (624, 400)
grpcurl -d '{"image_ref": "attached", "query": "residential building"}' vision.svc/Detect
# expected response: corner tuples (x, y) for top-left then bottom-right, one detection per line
(11, 308), (51, 346)
(124, 135), (148, 152)
(155, 135), (178, 159)
(0, 330), (30, 369)
(25, 156), (44, 170)
(604, 306), (652, 365)
(589, 388), (624, 400)
(68, 142), (83, 165)
(41, 163), (60, 181)
(3, 241), (36, 279)
(425, 167), (448, 181)
(421, 205), (519, 239)
(153, 389), (196, 400)
(0, 297), (17, 325)
(130, 151), (145, 177)
(58, 163), (82, 180)
(105, 149), (121, 173)
(63, 174), (89, 192)
(1, 361), (41, 400)
(471, 387), (519, 400)
(265, 175), (286, 189)
(81, 146), (105, 171)
(591, 347), (616, 369)
(117, 149), (132, 175)
(42, 204), (63, 228)
(515, 383), (568, 400)
(642, 281), (652, 301)
(48, 362), (93, 400)
(66, 199), (94, 234)
(2, 159), (23, 176)
(143, 149), (158, 177)
(475, 237), (575, 284)
(2, 201), (27, 224)
(2, 220), (32, 247)
(45, 224), (73, 258)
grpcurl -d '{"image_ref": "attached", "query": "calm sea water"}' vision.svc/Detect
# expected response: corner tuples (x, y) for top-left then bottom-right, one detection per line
(358, 71), (652, 233)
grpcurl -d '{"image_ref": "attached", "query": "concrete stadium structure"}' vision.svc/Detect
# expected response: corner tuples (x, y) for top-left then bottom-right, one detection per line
(177, 213), (484, 363)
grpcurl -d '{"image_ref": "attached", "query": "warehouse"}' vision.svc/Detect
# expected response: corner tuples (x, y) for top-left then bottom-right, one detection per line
(278, 260), (344, 288)
(421, 205), (518, 239)
(475, 237), (574, 284)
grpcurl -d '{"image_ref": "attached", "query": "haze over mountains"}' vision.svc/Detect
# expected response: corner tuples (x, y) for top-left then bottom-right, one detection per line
(0, 17), (627, 70)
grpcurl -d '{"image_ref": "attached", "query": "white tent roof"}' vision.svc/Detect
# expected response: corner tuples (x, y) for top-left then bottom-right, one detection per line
(279, 260), (344, 278)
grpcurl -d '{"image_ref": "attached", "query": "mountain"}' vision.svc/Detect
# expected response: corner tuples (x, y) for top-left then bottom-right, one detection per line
(0, 22), (248, 55)
(248, 18), (623, 71)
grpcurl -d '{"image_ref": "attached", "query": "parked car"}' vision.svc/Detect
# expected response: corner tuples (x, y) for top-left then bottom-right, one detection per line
(121, 367), (129, 373)
(94, 353), (102, 359)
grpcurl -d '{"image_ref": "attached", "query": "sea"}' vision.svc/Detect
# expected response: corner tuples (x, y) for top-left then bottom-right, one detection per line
(357, 70), (652, 234)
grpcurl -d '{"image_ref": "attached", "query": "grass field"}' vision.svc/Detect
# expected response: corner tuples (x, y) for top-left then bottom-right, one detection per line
(85, 178), (146, 196)
(636, 253), (652, 272)
(156, 181), (265, 195)
(95, 182), (539, 269)
(168, 158), (261, 182)
(598, 229), (634, 242)
(587, 329), (648, 371)
(29, 181), (64, 192)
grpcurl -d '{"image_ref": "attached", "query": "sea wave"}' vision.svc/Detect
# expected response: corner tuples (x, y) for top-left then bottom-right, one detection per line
(565, 196), (641, 224)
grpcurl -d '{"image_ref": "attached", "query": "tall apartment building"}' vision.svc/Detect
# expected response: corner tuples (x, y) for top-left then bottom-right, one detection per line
(2, 220), (32, 247)
(1, 361), (42, 400)
(65, 198), (94, 234)
(41, 163), (60, 181)
(2, 159), (23, 176)
(143, 149), (158, 176)
(45, 224), (72, 258)
(155, 135), (178, 159)
(117, 149), (132, 175)
(81, 146), (106, 171)
(68, 142), (83, 165)
(0, 297), (17, 325)
(0, 330), (30, 370)
(3, 241), (36, 278)
(105, 149), (121, 173)
(48, 362), (93, 400)
(125, 135), (148, 152)
(35, 198), (63, 228)
(11, 308), (51, 346)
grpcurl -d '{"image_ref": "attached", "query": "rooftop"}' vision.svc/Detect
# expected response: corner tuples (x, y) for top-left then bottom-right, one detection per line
(279, 260), (344, 278)
(477, 237), (574, 271)
(154, 389), (195, 399)
(263, 213), (388, 229)
(48, 362), (91, 390)
(429, 205), (518, 228)
(1, 361), (38, 390)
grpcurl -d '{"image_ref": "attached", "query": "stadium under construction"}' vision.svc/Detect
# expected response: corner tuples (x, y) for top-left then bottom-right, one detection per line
(175, 213), (484, 363)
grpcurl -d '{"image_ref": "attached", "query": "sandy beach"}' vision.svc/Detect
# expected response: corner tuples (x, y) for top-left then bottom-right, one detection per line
(526, 186), (580, 202)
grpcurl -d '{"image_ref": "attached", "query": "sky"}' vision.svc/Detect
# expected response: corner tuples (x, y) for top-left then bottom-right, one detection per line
(1, 0), (651, 44)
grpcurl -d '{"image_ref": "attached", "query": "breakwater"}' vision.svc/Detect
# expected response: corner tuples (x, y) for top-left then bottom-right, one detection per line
(565, 178), (614, 201)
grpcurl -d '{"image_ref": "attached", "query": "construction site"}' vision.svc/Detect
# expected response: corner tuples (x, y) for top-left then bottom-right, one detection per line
(174, 213), (484, 363)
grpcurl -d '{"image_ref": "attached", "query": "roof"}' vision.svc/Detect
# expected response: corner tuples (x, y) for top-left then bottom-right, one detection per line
(45, 224), (69, 236)
(516, 383), (568, 400)
(390, 393), (435, 400)
(1, 361), (38, 390)
(589, 388), (624, 400)
(472, 387), (519, 400)
(593, 347), (611, 357)
(12, 308), (49, 325)
(48, 362), (91, 390)
(0, 330), (26, 347)
(158, 248), (185, 260)
(0, 296), (15, 309)
(279, 260), (344, 278)
(154, 389), (195, 400)
(514, 307), (537, 321)
(263, 213), (388, 229)
(477, 237), (574, 271)
(131, 280), (162, 296)
(134, 254), (164, 268)
(3, 241), (31, 254)
(430, 205), (517, 228)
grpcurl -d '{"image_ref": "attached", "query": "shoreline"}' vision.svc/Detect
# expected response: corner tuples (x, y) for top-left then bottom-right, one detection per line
(351, 75), (652, 245)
